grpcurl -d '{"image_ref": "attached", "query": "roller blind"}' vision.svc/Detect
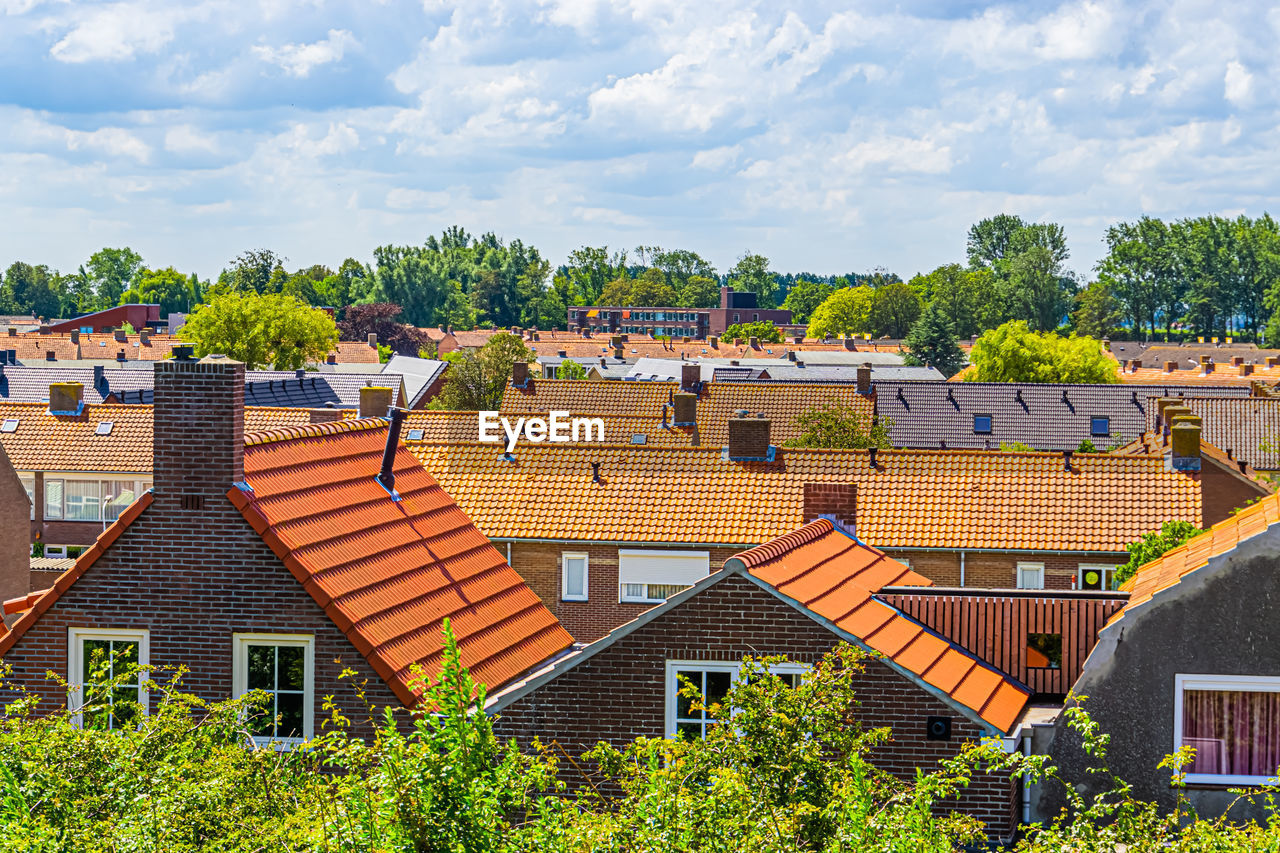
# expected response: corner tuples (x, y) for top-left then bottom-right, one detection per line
(618, 550), (710, 588)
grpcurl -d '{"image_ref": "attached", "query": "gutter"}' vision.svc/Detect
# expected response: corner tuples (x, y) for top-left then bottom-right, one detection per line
(488, 537), (1130, 558)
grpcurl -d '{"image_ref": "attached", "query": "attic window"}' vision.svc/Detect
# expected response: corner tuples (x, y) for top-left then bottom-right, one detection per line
(973, 414), (992, 434)
(1090, 416), (1110, 436)
(630, 434), (647, 445)
(405, 429), (424, 441)
(95, 422), (114, 436)
(0, 419), (17, 433)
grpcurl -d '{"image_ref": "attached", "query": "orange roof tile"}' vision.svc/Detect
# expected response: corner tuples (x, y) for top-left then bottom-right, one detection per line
(1120, 365), (1280, 386)
(0, 402), (151, 472)
(728, 519), (1030, 733)
(402, 410), (692, 447)
(231, 419), (573, 703)
(409, 443), (1202, 553)
(501, 379), (677, 416)
(695, 383), (875, 446)
(332, 341), (380, 364)
(244, 406), (357, 431)
(1116, 490), (1280, 624)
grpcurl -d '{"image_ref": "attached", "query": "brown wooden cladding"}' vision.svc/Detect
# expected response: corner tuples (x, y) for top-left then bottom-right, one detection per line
(877, 590), (1129, 696)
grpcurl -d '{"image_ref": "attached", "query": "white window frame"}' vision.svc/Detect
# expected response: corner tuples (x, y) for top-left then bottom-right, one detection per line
(664, 660), (808, 738)
(19, 474), (34, 521)
(40, 474), (151, 523)
(1017, 562), (1045, 590)
(68, 627), (150, 729)
(561, 552), (589, 602)
(1078, 564), (1117, 591)
(1173, 674), (1280, 786)
(232, 633), (315, 749)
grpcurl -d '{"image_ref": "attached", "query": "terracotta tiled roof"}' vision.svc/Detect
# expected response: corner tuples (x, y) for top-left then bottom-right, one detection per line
(410, 443), (1202, 552)
(501, 379), (678, 416)
(230, 419), (573, 703)
(450, 330), (502, 349)
(695, 383), (874, 445)
(729, 520), (1030, 733)
(0, 402), (151, 472)
(1119, 365), (1280, 386)
(76, 333), (178, 360)
(332, 341), (380, 364)
(3, 336), (80, 361)
(1114, 491), (1280, 631)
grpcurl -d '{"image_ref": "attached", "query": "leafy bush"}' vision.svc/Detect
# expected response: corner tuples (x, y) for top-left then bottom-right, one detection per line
(966, 320), (1118, 383)
(721, 320), (782, 343)
(784, 403), (891, 450)
(1113, 520), (1204, 587)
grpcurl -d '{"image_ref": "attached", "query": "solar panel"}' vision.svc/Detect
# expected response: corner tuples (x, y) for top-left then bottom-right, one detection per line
(0, 419), (17, 433)
(95, 422), (114, 435)
(406, 428), (424, 441)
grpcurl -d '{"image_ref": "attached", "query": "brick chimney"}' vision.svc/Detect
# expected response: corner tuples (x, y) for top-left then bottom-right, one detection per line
(1239, 363), (1253, 376)
(727, 413), (771, 460)
(749, 336), (759, 349)
(5, 328), (14, 337)
(1163, 360), (1177, 373)
(843, 337), (857, 351)
(680, 363), (700, 394)
(48, 382), (83, 415)
(1231, 355), (1244, 366)
(857, 363), (872, 395)
(511, 361), (530, 388)
(359, 386), (394, 419)
(69, 329), (79, 344)
(673, 392), (697, 426)
(802, 482), (856, 536)
(1200, 355), (1214, 374)
(153, 352), (245, 513)
(1167, 417), (1202, 471)
(1268, 356), (1280, 369)
(367, 333), (378, 348)
(114, 329), (127, 343)
(308, 408), (345, 424)
(45, 350), (56, 362)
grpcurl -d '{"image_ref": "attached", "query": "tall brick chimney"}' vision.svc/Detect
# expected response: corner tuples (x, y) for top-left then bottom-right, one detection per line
(727, 413), (771, 460)
(680, 363), (700, 394)
(153, 352), (245, 512)
(359, 386), (394, 419)
(48, 382), (84, 415)
(857, 363), (872, 395)
(802, 482), (857, 536)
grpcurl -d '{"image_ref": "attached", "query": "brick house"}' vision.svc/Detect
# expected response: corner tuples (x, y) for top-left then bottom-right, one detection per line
(410, 411), (1215, 641)
(489, 518), (1031, 841)
(0, 354), (571, 742)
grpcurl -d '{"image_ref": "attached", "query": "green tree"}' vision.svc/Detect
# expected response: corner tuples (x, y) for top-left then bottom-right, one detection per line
(121, 267), (196, 315)
(2, 262), (62, 319)
(563, 246), (625, 305)
(783, 402), (891, 449)
(1072, 279), (1123, 339)
(84, 247), (144, 309)
(967, 320), (1118, 383)
(626, 267), (678, 306)
(219, 249), (285, 294)
(678, 274), (720, 308)
(806, 286), (873, 339)
(652, 248), (715, 293)
(555, 359), (588, 379)
(597, 274), (632, 306)
(728, 252), (777, 308)
(179, 290), (338, 370)
(1113, 520), (1204, 587)
(966, 214), (1026, 268)
(780, 278), (834, 324)
(434, 331), (534, 410)
(868, 280), (923, 338)
(720, 320), (783, 343)
(910, 264), (998, 339)
(903, 301), (966, 378)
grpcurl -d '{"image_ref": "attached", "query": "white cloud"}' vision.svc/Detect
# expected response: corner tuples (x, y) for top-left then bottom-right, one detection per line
(164, 124), (221, 155)
(1224, 60), (1252, 105)
(253, 29), (357, 78)
(49, 3), (195, 63)
(691, 144), (741, 170)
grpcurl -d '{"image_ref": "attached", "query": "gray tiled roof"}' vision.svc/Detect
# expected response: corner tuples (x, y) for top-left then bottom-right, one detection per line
(1143, 396), (1280, 470)
(876, 381), (1251, 451)
(0, 366), (153, 404)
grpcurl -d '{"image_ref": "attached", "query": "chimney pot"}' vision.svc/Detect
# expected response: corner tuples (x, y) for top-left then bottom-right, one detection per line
(46, 350), (56, 362)
(5, 328), (14, 337)
(1164, 360), (1177, 373)
(1232, 355), (1244, 366)
(70, 330), (79, 344)
(93, 364), (105, 387)
(358, 386), (394, 419)
(749, 336), (759, 348)
(116, 350), (126, 362)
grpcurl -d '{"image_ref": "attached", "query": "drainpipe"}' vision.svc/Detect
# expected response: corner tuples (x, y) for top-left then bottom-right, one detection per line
(959, 551), (966, 587)
(1022, 729), (1033, 825)
(506, 541), (512, 565)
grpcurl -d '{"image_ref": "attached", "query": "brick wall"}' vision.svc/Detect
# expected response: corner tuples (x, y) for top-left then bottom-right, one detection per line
(507, 541), (740, 642)
(492, 574), (1018, 839)
(0, 449), (28, 605)
(802, 482), (856, 533)
(884, 549), (1124, 591)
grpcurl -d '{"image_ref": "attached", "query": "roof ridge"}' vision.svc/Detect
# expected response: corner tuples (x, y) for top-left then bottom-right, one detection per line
(245, 417), (387, 447)
(733, 519), (836, 567)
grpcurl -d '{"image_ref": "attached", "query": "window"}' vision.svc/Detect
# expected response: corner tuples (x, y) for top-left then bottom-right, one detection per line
(1090, 416), (1110, 437)
(1174, 675), (1280, 785)
(752, 313), (759, 322)
(1079, 564), (1117, 591)
(561, 552), (588, 601)
(1017, 562), (1045, 589)
(619, 550), (710, 603)
(95, 422), (114, 436)
(0, 418), (17, 433)
(68, 628), (149, 730)
(232, 634), (314, 747)
(973, 414), (993, 434)
(64, 479), (101, 521)
(665, 661), (806, 738)
(1027, 633), (1062, 669)
(41, 477), (149, 522)
(733, 313), (740, 323)
(19, 475), (33, 520)
(44, 478), (63, 519)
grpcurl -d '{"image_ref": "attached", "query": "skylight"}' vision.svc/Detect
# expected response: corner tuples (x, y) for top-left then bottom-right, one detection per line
(406, 428), (424, 441)
(630, 434), (647, 445)
(0, 419), (17, 433)
(95, 422), (114, 435)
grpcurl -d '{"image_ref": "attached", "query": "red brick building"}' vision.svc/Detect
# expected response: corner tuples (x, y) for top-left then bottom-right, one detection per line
(0, 353), (571, 741)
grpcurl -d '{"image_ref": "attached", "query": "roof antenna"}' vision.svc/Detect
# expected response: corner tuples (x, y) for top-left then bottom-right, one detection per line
(376, 408), (407, 498)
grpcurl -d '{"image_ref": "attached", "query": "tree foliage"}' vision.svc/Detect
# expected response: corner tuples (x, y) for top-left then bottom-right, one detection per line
(903, 301), (966, 378)
(867, 280), (922, 338)
(434, 331), (534, 410)
(729, 252), (777, 308)
(783, 402), (891, 449)
(781, 279), (835, 324)
(337, 303), (432, 356)
(1113, 520), (1204, 587)
(806, 287), (873, 339)
(178, 290), (338, 370)
(721, 320), (783, 343)
(966, 321), (1118, 384)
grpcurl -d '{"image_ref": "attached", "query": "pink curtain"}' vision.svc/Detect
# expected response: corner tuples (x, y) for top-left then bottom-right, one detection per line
(1182, 689), (1280, 777)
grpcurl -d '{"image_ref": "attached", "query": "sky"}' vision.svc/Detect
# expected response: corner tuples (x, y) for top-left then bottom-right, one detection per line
(0, 0), (1276, 282)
